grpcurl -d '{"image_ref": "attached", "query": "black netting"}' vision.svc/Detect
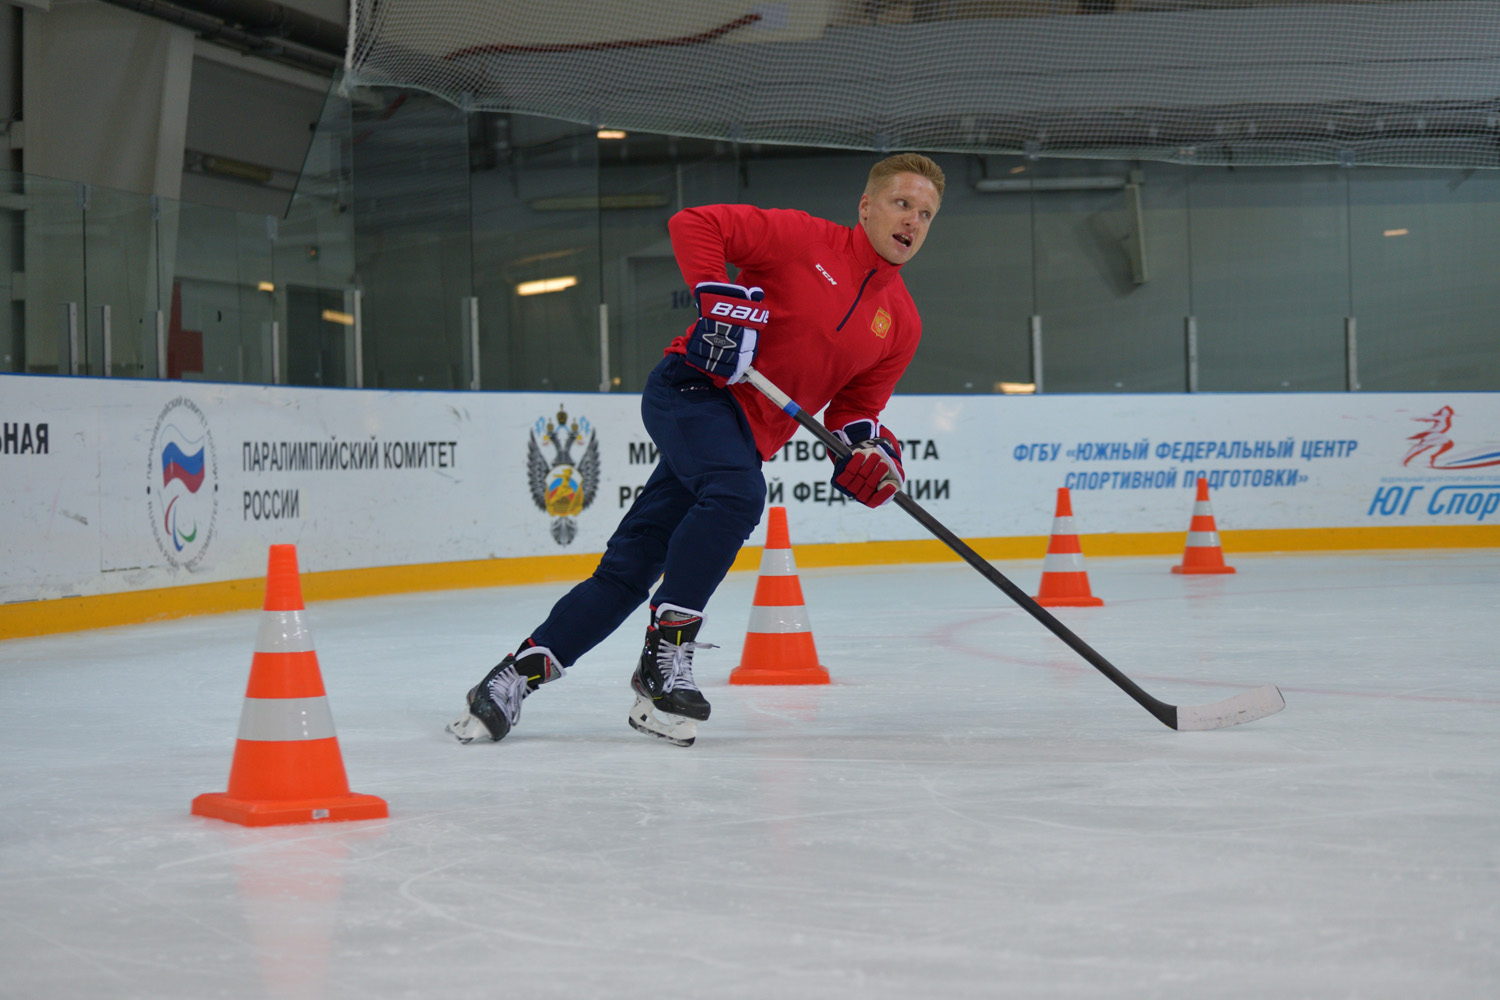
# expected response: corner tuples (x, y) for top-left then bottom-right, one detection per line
(348, 0), (1500, 168)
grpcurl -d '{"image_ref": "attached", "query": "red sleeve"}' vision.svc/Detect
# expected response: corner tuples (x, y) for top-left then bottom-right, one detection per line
(667, 205), (817, 288)
(824, 307), (922, 432)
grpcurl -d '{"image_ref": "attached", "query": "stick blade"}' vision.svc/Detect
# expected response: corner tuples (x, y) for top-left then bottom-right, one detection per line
(1174, 685), (1286, 731)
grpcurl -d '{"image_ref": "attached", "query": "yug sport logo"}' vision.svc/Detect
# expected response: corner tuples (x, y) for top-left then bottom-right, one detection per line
(147, 397), (218, 569)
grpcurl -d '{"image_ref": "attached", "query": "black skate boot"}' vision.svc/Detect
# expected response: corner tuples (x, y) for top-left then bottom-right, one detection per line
(447, 641), (563, 743)
(628, 604), (714, 747)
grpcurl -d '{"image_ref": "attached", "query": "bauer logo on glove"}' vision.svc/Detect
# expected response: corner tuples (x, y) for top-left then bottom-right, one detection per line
(685, 281), (770, 385)
(708, 300), (770, 324)
(831, 419), (905, 508)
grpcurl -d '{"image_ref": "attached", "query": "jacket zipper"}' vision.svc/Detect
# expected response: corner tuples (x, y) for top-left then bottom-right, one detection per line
(835, 269), (878, 331)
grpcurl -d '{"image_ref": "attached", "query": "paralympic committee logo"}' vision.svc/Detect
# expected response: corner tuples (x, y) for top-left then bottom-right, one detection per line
(527, 406), (599, 546)
(147, 397), (218, 569)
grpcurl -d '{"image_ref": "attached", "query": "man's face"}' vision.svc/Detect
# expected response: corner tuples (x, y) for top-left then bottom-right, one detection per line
(858, 172), (941, 265)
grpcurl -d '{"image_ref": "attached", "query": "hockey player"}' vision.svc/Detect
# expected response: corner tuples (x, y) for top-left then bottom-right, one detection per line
(449, 153), (945, 747)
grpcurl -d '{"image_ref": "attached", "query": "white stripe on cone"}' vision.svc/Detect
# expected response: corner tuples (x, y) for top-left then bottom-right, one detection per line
(757, 547), (798, 576)
(237, 696), (338, 742)
(1186, 530), (1221, 548)
(1041, 550), (1089, 573)
(1050, 515), (1079, 535)
(746, 605), (813, 634)
(255, 609), (316, 654)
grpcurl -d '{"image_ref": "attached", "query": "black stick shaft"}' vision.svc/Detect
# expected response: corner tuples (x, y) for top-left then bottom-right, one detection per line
(743, 367), (1177, 729)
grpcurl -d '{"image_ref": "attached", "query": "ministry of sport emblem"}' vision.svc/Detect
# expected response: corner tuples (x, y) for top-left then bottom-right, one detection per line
(147, 396), (218, 570)
(527, 407), (600, 546)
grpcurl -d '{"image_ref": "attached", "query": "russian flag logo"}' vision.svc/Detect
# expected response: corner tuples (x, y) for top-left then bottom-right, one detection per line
(161, 438), (206, 493)
(148, 400), (217, 569)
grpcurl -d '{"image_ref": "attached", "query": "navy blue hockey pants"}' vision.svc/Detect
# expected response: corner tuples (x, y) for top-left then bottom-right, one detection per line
(530, 355), (766, 666)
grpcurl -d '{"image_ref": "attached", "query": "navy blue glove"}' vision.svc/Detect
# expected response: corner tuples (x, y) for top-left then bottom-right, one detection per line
(832, 419), (905, 508)
(684, 282), (769, 385)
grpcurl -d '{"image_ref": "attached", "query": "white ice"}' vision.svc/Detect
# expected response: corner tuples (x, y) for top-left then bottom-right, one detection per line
(2, 551), (1498, 999)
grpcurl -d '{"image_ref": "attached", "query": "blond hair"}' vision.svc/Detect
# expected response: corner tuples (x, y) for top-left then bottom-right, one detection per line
(865, 153), (945, 202)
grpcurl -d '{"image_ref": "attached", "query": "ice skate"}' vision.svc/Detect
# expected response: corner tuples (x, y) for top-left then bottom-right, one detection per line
(628, 605), (713, 747)
(447, 643), (562, 743)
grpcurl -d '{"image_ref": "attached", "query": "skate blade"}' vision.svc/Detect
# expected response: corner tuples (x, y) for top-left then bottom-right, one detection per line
(446, 710), (493, 744)
(628, 694), (697, 747)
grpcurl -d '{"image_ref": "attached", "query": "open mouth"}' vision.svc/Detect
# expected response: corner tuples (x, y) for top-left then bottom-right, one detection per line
(893, 233), (912, 249)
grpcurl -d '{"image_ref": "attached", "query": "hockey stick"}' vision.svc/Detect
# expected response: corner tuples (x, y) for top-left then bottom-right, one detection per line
(742, 366), (1285, 731)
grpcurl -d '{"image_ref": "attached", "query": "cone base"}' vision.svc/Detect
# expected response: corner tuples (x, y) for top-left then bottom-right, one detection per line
(192, 791), (388, 828)
(1034, 595), (1105, 607)
(729, 664), (831, 686)
(1172, 564), (1236, 574)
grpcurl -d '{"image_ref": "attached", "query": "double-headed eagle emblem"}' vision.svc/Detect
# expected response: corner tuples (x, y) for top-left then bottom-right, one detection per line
(528, 407), (600, 546)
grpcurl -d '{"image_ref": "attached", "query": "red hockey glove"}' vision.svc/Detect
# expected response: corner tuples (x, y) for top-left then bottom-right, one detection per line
(684, 282), (769, 385)
(831, 419), (904, 508)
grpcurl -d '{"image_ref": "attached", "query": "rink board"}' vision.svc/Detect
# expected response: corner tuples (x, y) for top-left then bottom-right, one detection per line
(2, 374), (1497, 632)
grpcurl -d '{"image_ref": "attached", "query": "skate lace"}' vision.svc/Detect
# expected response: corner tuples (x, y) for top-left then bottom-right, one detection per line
(656, 638), (716, 694)
(486, 665), (529, 724)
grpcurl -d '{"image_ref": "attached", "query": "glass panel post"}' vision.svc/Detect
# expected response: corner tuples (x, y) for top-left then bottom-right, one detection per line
(1029, 315), (1043, 394)
(1185, 316), (1199, 393)
(348, 287), (364, 388)
(598, 302), (610, 392)
(462, 295), (480, 390)
(268, 320), (281, 385)
(1345, 317), (1359, 391)
(154, 309), (167, 379)
(99, 304), (111, 376)
(59, 302), (79, 375)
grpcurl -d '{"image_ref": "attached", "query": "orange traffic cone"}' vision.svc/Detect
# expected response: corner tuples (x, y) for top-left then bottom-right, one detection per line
(1033, 487), (1105, 607)
(729, 507), (830, 685)
(192, 544), (388, 827)
(1172, 478), (1237, 574)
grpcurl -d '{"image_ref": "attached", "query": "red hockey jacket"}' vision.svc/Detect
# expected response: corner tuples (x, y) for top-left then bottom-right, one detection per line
(666, 204), (922, 461)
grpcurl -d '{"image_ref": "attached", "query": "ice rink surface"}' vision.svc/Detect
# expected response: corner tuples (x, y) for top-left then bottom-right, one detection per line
(2, 550), (1498, 999)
